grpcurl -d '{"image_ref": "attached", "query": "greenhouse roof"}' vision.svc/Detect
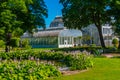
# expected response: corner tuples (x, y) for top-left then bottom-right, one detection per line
(33, 29), (82, 37)
(33, 30), (62, 37)
(21, 16), (82, 38)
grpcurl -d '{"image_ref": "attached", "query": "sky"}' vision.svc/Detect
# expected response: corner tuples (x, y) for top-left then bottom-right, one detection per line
(44, 0), (63, 28)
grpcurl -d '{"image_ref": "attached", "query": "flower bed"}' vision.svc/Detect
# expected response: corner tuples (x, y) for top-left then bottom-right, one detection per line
(0, 60), (61, 80)
(0, 50), (93, 70)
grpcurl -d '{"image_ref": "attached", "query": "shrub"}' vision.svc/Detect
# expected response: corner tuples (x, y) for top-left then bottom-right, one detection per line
(21, 39), (31, 49)
(90, 44), (96, 47)
(0, 49), (93, 71)
(68, 53), (93, 70)
(112, 38), (119, 48)
(10, 38), (20, 48)
(52, 46), (102, 52)
(92, 49), (101, 56)
(112, 38), (119, 44)
(0, 40), (5, 48)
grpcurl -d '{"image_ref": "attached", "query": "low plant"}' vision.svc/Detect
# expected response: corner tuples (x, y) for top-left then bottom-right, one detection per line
(0, 60), (61, 80)
(68, 53), (93, 70)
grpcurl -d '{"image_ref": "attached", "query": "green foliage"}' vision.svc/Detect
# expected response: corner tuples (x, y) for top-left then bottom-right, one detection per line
(12, 28), (24, 37)
(111, 0), (120, 35)
(82, 35), (91, 43)
(112, 38), (119, 44)
(31, 0), (48, 28)
(0, 0), (47, 33)
(0, 60), (61, 80)
(21, 39), (31, 49)
(70, 54), (93, 70)
(0, 28), (5, 40)
(112, 38), (119, 48)
(10, 38), (20, 48)
(103, 47), (120, 53)
(0, 49), (93, 70)
(0, 0), (29, 52)
(59, 0), (119, 48)
(0, 1), (25, 34)
(0, 0), (48, 49)
(0, 40), (5, 48)
(92, 49), (101, 56)
(90, 44), (96, 47)
(50, 58), (120, 80)
(86, 45), (102, 56)
(52, 46), (102, 52)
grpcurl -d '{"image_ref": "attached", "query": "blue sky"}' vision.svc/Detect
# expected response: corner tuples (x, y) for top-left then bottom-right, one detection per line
(44, 0), (62, 28)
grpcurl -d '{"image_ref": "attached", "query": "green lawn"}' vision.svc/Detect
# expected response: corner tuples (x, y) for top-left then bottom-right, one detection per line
(48, 58), (120, 80)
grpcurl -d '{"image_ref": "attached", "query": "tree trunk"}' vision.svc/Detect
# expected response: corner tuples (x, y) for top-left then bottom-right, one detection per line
(5, 33), (11, 52)
(92, 12), (106, 48)
(5, 45), (8, 52)
(96, 26), (106, 48)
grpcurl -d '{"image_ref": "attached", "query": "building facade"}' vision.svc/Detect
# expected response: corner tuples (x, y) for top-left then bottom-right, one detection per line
(102, 24), (114, 46)
(82, 24), (114, 46)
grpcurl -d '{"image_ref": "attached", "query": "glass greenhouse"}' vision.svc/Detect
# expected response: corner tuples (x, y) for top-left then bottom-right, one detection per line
(21, 29), (82, 48)
(21, 16), (82, 48)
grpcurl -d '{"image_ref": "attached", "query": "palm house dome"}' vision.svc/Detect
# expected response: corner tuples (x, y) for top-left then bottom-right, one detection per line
(49, 16), (64, 28)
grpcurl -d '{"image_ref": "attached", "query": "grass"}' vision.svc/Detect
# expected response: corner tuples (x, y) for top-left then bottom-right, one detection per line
(48, 58), (120, 80)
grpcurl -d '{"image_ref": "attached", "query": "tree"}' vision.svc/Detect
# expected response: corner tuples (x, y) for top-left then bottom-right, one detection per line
(59, 0), (116, 48)
(18, 0), (48, 33)
(0, 0), (48, 52)
(110, 0), (120, 48)
(31, 0), (48, 29)
(0, 0), (29, 52)
(110, 0), (120, 33)
(10, 38), (20, 48)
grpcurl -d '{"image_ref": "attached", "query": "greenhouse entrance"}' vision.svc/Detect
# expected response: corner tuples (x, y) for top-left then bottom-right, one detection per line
(58, 29), (82, 48)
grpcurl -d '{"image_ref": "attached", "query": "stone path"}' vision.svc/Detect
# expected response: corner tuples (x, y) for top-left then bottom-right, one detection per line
(102, 53), (120, 58)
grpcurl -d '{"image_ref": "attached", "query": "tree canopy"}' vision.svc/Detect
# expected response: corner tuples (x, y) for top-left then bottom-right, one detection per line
(0, 0), (48, 38)
(0, 0), (48, 52)
(60, 0), (120, 48)
(111, 0), (120, 35)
